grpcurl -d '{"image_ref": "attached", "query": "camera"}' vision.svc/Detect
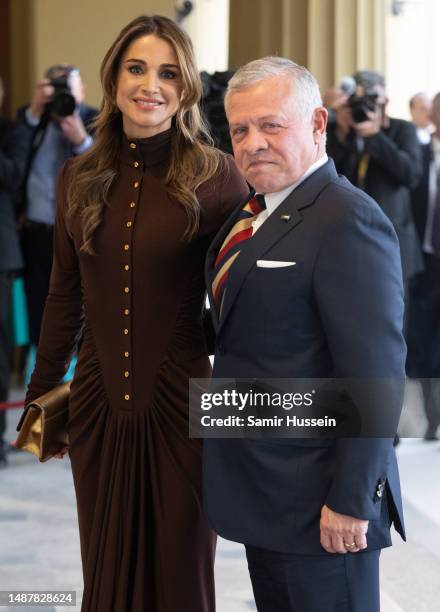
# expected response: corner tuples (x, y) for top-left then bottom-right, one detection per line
(47, 75), (76, 117)
(348, 86), (379, 124)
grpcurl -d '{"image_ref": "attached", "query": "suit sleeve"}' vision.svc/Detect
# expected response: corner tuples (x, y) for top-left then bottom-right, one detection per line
(364, 121), (422, 189)
(24, 162), (84, 405)
(313, 186), (406, 520)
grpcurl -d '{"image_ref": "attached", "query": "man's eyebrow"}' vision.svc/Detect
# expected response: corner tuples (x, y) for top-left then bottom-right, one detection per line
(229, 115), (284, 129)
(124, 58), (180, 70)
(259, 115), (284, 121)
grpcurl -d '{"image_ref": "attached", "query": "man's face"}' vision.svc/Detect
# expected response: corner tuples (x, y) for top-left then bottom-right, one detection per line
(411, 95), (432, 129)
(226, 75), (327, 193)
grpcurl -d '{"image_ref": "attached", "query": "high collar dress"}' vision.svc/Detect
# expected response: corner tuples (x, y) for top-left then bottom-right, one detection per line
(26, 128), (249, 611)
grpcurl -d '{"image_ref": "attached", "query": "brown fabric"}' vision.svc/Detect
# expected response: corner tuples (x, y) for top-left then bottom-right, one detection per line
(26, 128), (250, 612)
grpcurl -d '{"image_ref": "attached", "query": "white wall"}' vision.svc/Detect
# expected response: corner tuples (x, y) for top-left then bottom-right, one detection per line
(181, 0), (230, 73)
(385, 0), (440, 119)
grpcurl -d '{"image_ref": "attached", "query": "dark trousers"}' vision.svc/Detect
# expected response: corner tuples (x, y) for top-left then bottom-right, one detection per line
(22, 223), (54, 346)
(0, 271), (13, 442)
(246, 545), (380, 612)
(406, 254), (440, 429)
(420, 379), (440, 431)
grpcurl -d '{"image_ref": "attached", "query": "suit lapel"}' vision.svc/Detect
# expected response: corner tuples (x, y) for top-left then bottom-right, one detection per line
(206, 159), (338, 333)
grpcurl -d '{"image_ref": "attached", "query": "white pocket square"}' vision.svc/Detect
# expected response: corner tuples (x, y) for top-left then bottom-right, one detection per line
(256, 260), (296, 268)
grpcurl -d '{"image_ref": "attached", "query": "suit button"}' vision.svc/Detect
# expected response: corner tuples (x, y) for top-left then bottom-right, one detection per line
(217, 343), (226, 355)
(374, 479), (386, 503)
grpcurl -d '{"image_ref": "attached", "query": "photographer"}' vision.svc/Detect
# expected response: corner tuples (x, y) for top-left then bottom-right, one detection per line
(18, 65), (97, 348)
(0, 77), (33, 466)
(327, 70), (423, 294)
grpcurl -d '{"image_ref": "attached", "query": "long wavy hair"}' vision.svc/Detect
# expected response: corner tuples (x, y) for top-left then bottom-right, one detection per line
(66, 15), (226, 254)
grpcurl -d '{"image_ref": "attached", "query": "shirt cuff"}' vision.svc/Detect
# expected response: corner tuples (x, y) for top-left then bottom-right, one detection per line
(73, 135), (93, 155)
(25, 107), (41, 127)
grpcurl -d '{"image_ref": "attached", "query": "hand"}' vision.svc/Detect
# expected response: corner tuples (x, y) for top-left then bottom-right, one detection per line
(352, 110), (381, 138)
(53, 446), (70, 459)
(320, 504), (368, 554)
(10, 440), (69, 460)
(30, 79), (55, 120)
(59, 114), (88, 147)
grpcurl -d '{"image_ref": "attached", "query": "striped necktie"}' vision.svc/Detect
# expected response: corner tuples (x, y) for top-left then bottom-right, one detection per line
(212, 194), (266, 313)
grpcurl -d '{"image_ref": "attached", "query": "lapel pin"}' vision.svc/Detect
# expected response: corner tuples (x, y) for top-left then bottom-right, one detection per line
(281, 214), (291, 222)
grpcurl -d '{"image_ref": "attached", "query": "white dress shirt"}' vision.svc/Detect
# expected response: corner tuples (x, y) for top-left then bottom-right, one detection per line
(251, 155), (329, 234)
(416, 126), (432, 145)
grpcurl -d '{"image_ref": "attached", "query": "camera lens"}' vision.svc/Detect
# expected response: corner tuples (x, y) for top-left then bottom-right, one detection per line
(51, 91), (76, 117)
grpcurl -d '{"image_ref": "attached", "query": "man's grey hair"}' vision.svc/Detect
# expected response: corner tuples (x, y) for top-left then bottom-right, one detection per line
(225, 56), (323, 119)
(353, 70), (385, 91)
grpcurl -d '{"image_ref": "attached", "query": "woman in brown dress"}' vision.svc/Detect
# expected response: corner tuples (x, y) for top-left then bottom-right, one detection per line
(24, 15), (249, 612)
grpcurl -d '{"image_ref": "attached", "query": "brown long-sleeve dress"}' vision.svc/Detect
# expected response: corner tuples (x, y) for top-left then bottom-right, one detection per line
(26, 129), (249, 612)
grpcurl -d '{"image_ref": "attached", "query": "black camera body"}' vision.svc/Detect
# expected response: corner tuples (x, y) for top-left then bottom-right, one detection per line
(47, 75), (76, 117)
(348, 89), (379, 124)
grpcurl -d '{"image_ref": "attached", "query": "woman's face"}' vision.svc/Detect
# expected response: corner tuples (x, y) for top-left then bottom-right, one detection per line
(116, 34), (182, 139)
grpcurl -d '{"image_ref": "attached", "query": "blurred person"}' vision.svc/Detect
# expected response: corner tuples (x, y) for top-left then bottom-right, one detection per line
(201, 70), (234, 154)
(409, 92), (433, 145)
(18, 65), (97, 349)
(0, 77), (32, 467)
(408, 92), (440, 440)
(204, 57), (406, 612)
(19, 15), (248, 612)
(327, 70), (423, 297)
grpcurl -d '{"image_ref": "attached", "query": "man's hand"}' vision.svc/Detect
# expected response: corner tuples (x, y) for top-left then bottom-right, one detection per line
(59, 114), (88, 147)
(30, 79), (55, 120)
(320, 504), (369, 554)
(353, 109), (381, 138)
(333, 100), (352, 142)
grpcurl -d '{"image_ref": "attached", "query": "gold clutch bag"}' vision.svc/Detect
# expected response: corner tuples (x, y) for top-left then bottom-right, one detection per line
(15, 382), (71, 462)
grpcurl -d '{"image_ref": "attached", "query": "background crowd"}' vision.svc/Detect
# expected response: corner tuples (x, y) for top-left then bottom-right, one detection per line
(0, 61), (439, 468)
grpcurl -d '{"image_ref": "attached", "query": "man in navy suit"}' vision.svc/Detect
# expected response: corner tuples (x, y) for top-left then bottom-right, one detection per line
(408, 92), (440, 440)
(204, 57), (406, 612)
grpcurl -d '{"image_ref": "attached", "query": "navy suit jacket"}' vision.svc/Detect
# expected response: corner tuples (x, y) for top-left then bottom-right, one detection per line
(203, 159), (406, 555)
